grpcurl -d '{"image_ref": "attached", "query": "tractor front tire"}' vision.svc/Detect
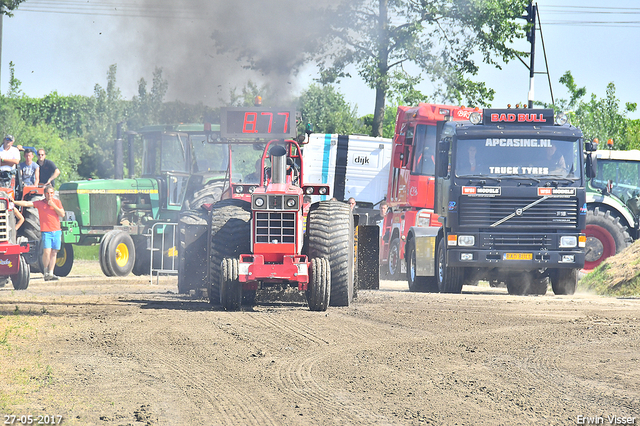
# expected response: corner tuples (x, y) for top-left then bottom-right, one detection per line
(54, 243), (74, 277)
(307, 257), (330, 311)
(220, 257), (242, 311)
(11, 255), (30, 290)
(103, 230), (135, 277)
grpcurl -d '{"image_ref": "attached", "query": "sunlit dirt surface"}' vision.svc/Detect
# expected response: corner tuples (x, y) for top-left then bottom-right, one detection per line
(1, 261), (638, 425)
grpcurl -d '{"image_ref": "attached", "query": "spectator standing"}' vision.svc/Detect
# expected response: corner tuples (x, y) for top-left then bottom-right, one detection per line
(0, 135), (21, 172)
(18, 148), (40, 186)
(37, 149), (60, 187)
(12, 185), (65, 281)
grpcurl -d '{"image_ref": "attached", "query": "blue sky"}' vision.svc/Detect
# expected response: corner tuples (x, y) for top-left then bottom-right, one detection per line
(2, 1), (639, 120)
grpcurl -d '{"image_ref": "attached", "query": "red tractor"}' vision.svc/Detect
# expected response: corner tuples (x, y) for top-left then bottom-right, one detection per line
(208, 140), (355, 311)
(0, 188), (30, 290)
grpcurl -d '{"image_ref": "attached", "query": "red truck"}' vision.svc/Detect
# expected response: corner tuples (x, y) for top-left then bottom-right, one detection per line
(380, 103), (476, 281)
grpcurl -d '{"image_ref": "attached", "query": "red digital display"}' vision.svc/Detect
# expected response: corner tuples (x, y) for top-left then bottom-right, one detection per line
(221, 108), (296, 139)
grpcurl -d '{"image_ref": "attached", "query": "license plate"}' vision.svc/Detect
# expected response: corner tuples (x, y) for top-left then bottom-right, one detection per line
(503, 253), (532, 260)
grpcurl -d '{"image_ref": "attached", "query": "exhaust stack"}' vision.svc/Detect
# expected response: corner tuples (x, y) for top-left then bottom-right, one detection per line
(270, 145), (287, 184)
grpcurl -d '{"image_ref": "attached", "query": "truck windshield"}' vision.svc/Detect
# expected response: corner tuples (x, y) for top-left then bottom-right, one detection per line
(190, 135), (228, 173)
(455, 137), (581, 179)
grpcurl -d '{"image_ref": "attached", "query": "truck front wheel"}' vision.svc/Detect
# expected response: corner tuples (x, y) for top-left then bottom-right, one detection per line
(550, 268), (578, 295)
(585, 208), (631, 270)
(387, 238), (402, 280)
(406, 238), (437, 292)
(436, 238), (463, 294)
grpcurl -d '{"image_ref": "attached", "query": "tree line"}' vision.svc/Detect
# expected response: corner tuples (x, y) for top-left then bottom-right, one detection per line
(1, 61), (638, 187)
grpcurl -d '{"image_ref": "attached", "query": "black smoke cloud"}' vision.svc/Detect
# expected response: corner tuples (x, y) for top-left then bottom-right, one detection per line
(123, 0), (344, 106)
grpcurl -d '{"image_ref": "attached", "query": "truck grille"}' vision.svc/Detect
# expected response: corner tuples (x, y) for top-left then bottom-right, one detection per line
(459, 197), (579, 229)
(482, 233), (553, 250)
(255, 212), (296, 243)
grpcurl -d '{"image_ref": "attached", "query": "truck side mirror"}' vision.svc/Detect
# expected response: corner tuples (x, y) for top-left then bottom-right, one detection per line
(392, 149), (404, 169)
(436, 139), (450, 177)
(585, 153), (597, 179)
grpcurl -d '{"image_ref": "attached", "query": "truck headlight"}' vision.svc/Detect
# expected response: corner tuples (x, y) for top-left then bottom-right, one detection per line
(458, 235), (475, 247)
(559, 236), (577, 248)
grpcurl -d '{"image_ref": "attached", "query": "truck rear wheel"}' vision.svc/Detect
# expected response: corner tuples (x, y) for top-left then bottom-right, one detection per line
(54, 243), (74, 277)
(550, 268), (578, 295)
(436, 238), (463, 293)
(178, 207), (209, 294)
(11, 255), (30, 290)
(208, 199), (251, 306)
(585, 208), (631, 270)
(307, 201), (354, 307)
(387, 238), (402, 280)
(307, 257), (330, 311)
(220, 257), (242, 311)
(406, 238), (437, 292)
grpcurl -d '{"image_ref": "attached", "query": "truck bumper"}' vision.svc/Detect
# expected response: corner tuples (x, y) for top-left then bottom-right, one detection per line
(238, 254), (310, 291)
(446, 248), (585, 270)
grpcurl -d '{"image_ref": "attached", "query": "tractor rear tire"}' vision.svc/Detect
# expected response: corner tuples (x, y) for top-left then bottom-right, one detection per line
(307, 200), (354, 307)
(436, 238), (463, 294)
(54, 243), (74, 277)
(208, 199), (251, 306)
(406, 238), (438, 292)
(585, 208), (632, 270)
(183, 181), (224, 211)
(307, 257), (330, 311)
(178, 207), (210, 294)
(18, 207), (42, 273)
(11, 255), (30, 290)
(220, 257), (242, 311)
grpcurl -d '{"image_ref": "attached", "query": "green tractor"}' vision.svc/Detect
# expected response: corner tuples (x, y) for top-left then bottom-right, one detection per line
(585, 147), (639, 269)
(58, 123), (227, 277)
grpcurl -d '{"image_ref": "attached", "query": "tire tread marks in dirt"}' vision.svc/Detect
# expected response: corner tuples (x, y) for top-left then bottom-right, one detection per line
(306, 201), (354, 307)
(585, 207), (632, 270)
(208, 199), (251, 306)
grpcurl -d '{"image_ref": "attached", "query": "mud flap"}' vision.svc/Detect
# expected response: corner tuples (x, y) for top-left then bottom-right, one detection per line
(355, 225), (380, 290)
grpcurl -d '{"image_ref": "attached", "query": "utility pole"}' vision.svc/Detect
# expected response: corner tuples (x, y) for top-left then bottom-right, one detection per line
(526, 1), (537, 108)
(0, 7), (4, 93)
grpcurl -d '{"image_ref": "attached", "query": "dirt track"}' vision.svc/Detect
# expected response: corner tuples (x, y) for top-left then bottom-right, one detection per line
(1, 261), (639, 426)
